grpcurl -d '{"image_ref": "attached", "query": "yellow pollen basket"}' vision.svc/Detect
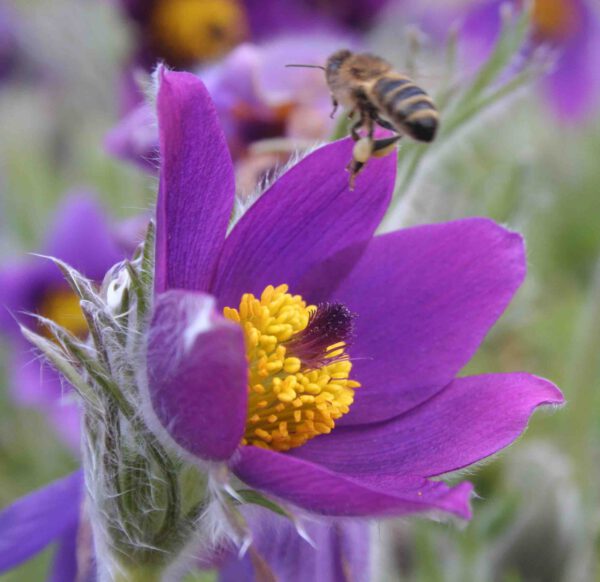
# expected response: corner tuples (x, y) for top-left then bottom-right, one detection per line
(148, 0), (248, 66)
(531, 0), (578, 40)
(223, 284), (360, 452)
(38, 289), (88, 338)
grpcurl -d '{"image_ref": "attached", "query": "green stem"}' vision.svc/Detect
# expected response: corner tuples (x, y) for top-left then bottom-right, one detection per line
(565, 255), (600, 490)
(113, 565), (165, 582)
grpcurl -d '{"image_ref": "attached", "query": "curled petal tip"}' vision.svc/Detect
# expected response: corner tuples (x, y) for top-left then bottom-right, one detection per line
(146, 290), (248, 462)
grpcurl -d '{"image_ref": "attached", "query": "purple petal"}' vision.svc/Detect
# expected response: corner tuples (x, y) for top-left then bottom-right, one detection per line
(155, 68), (235, 294)
(292, 373), (563, 477)
(232, 447), (472, 518)
(308, 0), (393, 29)
(219, 510), (369, 582)
(110, 0), (149, 22)
(104, 104), (159, 172)
(0, 261), (58, 335)
(0, 471), (82, 573)
(0, 4), (20, 81)
(48, 524), (78, 582)
(0, 193), (125, 334)
(459, 0), (504, 72)
(302, 217), (526, 425)
(44, 193), (125, 281)
(243, 0), (344, 39)
(146, 290), (247, 461)
(10, 353), (81, 450)
(211, 138), (396, 309)
(542, 5), (600, 122)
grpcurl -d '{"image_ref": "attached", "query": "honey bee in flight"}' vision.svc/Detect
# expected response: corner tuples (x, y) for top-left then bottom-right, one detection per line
(288, 49), (439, 188)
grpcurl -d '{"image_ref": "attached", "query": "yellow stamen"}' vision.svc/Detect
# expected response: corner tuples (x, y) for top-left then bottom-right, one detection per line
(148, 0), (248, 67)
(224, 284), (359, 452)
(530, 0), (579, 40)
(38, 289), (88, 338)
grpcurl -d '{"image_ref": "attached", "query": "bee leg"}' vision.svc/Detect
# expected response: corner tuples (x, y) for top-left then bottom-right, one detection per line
(346, 159), (365, 191)
(371, 135), (402, 158)
(350, 105), (370, 140)
(330, 97), (339, 119)
(346, 136), (373, 190)
(350, 117), (365, 141)
(374, 116), (395, 131)
(365, 116), (375, 141)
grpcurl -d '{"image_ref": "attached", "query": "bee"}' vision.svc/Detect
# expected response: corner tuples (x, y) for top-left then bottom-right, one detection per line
(288, 50), (439, 189)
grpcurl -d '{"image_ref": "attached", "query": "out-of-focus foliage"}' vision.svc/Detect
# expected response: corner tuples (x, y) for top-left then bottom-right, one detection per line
(1, 0), (600, 580)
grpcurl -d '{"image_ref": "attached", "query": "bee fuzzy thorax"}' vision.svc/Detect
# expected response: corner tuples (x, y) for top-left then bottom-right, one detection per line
(323, 49), (439, 188)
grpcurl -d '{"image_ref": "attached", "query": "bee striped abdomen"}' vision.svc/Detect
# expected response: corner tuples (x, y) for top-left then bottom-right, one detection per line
(374, 75), (439, 142)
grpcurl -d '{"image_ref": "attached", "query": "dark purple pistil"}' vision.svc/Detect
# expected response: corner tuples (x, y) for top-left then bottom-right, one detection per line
(286, 302), (355, 369)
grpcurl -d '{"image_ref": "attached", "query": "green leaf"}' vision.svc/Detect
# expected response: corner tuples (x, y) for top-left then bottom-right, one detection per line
(236, 489), (290, 518)
(19, 324), (98, 406)
(140, 219), (156, 290)
(32, 254), (103, 308)
(125, 260), (148, 328)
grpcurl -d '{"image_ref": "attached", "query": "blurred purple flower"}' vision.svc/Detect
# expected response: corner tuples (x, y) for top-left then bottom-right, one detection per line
(112, 0), (248, 71)
(0, 194), (133, 448)
(405, 0), (600, 122)
(0, 469), (368, 581)
(109, 0), (392, 110)
(219, 510), (370, 581)
(111, 0), (389, 68)
(243, 0), (395, 35)
(0, 471), (84, 580)
(479, 0), (599, 121)
(146, 69), (562, 517)
(0, 3), (21, 82)
(106, 34), (350, 190)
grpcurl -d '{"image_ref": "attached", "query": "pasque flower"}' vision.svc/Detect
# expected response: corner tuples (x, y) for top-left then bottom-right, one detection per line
(112, 0), (391, 70)
(110, 0), (322, 111)
(0, 3), (20, 82)
(405, 0), (600, 122)
(106, 34), (348, 187)
(0, 193), (128, 447)
(146, 69), (562, 516)
(0, 470), (369, 582)
(110, 0), (391, 111)
(0, 69), (563, 580)
(461, 0), (600, 121)
(218, 510), (370, 581)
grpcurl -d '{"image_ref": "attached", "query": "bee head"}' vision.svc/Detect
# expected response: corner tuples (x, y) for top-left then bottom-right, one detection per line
(325, 49), (353, 81)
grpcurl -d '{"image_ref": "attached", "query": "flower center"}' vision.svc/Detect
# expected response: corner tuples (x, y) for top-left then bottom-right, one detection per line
(223, 284), (359, 452)
(529, 0), (579, 41)
(148, 0), (248, 67)
(38, 289), (88, 338)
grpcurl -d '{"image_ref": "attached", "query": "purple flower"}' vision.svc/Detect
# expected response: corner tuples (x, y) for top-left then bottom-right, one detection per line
(243, 0), (394, 36)
(106, 34), (349, 183)
(145, 68), (563, 518)
(109, 0), (389, 111)
(409, 0), (600, 122)
(0, 193), (131, 447)
(112, 0), (249, 71)
(467, 0), (600, 121)
(0, 3), (20, 82)
(0, 468), (367, 581)
(218, 510), (370, 581)
(111, 0), (389, 69)
(0, 68), (563, 582)
(0, 472), (84, 581)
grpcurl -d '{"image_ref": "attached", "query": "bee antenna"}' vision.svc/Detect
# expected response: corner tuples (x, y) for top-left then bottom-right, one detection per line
(285, 64), (326, 70)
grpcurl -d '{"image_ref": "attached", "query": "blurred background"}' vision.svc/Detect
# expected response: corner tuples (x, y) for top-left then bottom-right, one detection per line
(0, 0), (599, 580)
